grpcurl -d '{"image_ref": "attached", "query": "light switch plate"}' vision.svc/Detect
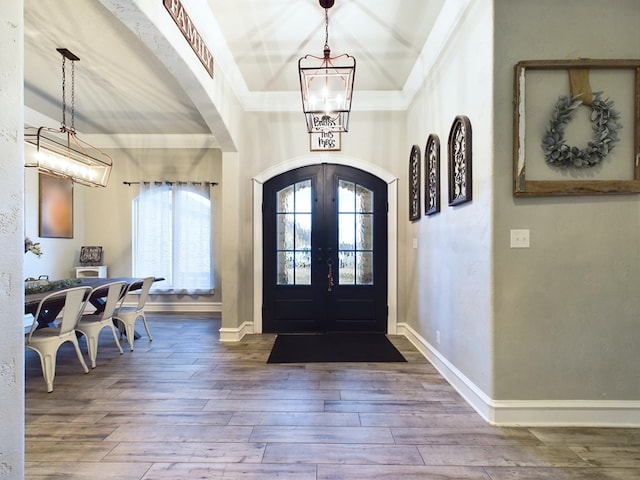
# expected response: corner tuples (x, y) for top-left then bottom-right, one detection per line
(510, 229), (530, 248)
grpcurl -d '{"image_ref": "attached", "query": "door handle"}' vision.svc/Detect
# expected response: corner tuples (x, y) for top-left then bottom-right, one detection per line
(327, 259), (334, 292)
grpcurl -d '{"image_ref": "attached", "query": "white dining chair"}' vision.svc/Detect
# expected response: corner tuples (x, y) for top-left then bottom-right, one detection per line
(113, 277), (154, 351)
(25, 286), (92, 393)
(76, 281), (127, 368)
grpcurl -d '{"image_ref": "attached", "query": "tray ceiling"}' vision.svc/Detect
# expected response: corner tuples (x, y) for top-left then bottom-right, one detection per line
(24, 0), (447, 136)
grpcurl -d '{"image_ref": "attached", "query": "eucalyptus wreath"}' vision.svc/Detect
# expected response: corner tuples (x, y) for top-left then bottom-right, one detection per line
(541, 91), (622, 168)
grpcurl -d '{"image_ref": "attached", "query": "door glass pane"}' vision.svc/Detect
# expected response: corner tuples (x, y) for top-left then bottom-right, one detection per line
(338, 213), (355, 250)
(338, 180), (355, 212)
(295, 213), (311, 250)
(337, 180), (374, 286)
(356, 184), (373, 212)
(295, 251), (311, 285)
(277, 213), (294, 250)
(356, 213), (373, 250)
(277, 185), (294, 213)
(338, 251), (355, 285)
(277, 252), (294, 285)
(356, 252), (374, 285)
(295, 181), (312, 213)
(276, 179), (312, 285)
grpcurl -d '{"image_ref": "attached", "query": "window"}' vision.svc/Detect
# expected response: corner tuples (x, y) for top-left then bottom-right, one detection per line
(132, 182), (213, 293)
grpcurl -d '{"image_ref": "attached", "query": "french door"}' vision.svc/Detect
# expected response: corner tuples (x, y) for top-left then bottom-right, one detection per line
(263, 163), (388, 333)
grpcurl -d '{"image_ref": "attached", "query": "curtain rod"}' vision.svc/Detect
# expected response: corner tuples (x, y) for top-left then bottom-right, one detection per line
(123, 181), (218, 186)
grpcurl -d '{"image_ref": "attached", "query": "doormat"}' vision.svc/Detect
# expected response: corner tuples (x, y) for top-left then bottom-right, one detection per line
(267, 333), (407, 363)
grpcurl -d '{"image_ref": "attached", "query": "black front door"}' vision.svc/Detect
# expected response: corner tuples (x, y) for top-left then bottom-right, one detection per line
(263, 163), (388, 333)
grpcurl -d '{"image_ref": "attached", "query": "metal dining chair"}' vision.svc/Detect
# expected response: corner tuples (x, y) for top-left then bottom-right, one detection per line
(113, 277), (154, 351)
(75, 281), (127, 368)
(25, 286), (92, 393)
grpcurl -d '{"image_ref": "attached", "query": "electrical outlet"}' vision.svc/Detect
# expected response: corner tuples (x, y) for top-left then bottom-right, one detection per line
(412, 238), (418, 249)
(510, 229), (530, 248)
(436, 330), (441, 345)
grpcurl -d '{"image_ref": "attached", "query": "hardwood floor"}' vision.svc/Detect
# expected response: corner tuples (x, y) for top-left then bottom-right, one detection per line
(25, 314), (640, 479)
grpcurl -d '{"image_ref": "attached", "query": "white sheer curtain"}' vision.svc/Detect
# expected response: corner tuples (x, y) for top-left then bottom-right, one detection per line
(132, 182), (213, 293)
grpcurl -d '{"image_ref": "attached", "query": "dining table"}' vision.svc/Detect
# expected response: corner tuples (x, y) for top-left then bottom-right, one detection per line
(24, 277), (161, 332)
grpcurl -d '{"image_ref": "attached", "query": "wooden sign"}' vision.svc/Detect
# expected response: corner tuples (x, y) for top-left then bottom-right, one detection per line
(310, 131), (341, 151)
(164, 0), (214, 78)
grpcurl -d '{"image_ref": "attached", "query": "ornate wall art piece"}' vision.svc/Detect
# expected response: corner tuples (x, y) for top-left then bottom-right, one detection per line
(409, 144), (421, 221)
(424, 134), (441, 215)
(447, 116), (472, 206)
(513, 59), (640, 196)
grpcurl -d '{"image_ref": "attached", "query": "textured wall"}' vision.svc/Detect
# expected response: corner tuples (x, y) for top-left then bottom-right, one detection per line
(493, 0), (640, 400)
(0, 0), (25, 476)
(404, 0), (495, 395)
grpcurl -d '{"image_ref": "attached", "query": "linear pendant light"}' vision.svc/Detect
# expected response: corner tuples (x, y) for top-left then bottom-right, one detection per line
(24, 48), (112, 188)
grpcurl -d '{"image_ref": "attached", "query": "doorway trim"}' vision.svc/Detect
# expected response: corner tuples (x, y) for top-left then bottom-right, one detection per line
(252, 154), (398, 335)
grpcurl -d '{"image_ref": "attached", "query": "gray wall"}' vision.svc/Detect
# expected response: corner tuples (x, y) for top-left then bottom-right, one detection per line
(492, 0), (640, 400)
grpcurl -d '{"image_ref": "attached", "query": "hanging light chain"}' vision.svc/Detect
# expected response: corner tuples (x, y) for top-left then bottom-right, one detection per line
(70, 58), (76, 132)
(61, 55), (67, 130)
(323, 7), (331, 59)
(59, 50), (77, 132)
(324, 8), (329, 49)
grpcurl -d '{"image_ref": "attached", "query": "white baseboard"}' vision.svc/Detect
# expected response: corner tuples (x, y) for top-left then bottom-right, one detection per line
(489, 400), (640, 427)
(219, 321), (254, 342)
(122, 301), (222, 313)
(397, 322), (640, 427)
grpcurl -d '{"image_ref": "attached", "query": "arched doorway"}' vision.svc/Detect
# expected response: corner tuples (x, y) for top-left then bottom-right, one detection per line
(262, 163), (388, 333)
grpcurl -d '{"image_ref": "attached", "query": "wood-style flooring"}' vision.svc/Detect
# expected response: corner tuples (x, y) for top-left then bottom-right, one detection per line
(25, 314), (640, 479)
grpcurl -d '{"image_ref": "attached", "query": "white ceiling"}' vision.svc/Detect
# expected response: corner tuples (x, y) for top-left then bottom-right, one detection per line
(24, 0), (447, 137)
(207, 0), (444, 92)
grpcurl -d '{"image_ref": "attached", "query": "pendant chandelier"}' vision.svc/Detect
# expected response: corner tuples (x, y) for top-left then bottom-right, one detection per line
(24, 48), (112, 188)
(298, 0), (355, 133)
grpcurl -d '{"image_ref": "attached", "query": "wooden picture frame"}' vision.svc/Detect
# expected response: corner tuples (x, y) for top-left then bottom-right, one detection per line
(513, 59), (640, 196)
(310, 131), (341, 151)
(39, 174), (73, 238)
(79, 246), (103, 266)
(448, 116), (472, 206)
(409, 144), (421, 221)
(425, 134), (441, 215)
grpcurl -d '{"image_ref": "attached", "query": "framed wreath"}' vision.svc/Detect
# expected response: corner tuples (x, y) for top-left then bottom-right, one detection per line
(425, 134), (441, 215)
(513, 59), (640, 196)
(541, 92), (622, 168)
(409, 145), (421, 221)
(448, 116), (472, 206)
